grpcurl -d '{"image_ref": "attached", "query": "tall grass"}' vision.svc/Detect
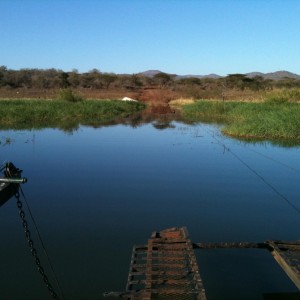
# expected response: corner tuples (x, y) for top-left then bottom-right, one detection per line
(182, 100), (300, 143)
(0, 100), (145, 130)
(264, 88), (300, 104)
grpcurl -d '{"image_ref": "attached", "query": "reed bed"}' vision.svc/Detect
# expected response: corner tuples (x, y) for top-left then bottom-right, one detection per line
(0, 99), (145, 130)
(182, 100), (300, 142)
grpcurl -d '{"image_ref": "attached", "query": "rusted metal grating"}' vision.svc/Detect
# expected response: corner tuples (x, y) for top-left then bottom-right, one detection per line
(123, 227), (206, 300)
(103, 229), (300, 298)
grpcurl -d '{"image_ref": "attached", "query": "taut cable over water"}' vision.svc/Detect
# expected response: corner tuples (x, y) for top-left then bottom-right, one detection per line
(201, 126), (300, 215)
(245, 147), (300, 175)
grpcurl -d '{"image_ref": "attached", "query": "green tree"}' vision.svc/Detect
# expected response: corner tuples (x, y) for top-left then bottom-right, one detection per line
(130, 74), (143, 89)
(153, 72), (174, 88)
(178, 77), (202, 86)
(275, 77), (300, 89)
(59, 72), (70, 88)
(0, 66), (8, 87)
(225, 74), (247, 90)
(100, 73), (117, 89)
(68, 69), (80, 88)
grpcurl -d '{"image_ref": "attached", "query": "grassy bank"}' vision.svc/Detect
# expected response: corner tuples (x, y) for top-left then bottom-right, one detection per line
(0, 99), (146, 130)
(182, 100), (300, 142)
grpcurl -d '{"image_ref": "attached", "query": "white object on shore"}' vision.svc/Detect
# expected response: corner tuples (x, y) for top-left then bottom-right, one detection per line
(122, 97), (138, 102)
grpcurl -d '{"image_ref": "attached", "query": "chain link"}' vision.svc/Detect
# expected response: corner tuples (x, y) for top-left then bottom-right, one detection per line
(15, 191), (60, 300)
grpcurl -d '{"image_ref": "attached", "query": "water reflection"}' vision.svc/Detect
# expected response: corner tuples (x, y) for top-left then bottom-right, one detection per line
(0, 121), (300, 299)
(1, 106), (300, 147)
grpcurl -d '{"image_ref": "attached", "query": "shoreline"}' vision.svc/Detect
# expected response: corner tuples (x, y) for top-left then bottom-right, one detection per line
(1, 96), (300, 145)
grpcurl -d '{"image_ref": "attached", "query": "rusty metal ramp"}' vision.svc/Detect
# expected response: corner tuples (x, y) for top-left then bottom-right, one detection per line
(267, 240), (300, 290)
(104, 228), (300, 299)
(104, 227), (206, 299)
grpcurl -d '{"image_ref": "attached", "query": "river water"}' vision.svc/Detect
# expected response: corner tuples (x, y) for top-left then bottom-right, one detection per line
(0, 122), (300, 300)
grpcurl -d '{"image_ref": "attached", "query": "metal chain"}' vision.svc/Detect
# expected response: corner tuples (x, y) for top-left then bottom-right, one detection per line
(15, 191), (61, 300)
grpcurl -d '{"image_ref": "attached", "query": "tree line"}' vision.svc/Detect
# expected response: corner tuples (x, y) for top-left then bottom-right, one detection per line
(1, 66), (300, 92)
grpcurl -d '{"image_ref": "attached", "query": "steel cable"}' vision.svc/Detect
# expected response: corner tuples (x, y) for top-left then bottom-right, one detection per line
(199, 125), (300, 215)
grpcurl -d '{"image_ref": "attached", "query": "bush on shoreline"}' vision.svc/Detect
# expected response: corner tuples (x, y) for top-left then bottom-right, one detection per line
(58, 88), (84, 102)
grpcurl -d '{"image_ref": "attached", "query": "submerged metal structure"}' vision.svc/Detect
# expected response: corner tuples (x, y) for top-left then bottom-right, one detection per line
(267, 240), (300, 290)
(105, 227), (206, 299)
(104, 227), (300, 299)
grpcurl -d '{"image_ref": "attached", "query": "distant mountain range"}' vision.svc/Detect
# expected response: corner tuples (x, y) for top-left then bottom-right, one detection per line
(139, 70), (222, 79)
(139, 70), (300, 80)
(245, 71), (300, 80)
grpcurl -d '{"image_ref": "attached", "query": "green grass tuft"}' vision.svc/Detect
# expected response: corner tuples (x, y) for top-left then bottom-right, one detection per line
(58, 88), (84, 102)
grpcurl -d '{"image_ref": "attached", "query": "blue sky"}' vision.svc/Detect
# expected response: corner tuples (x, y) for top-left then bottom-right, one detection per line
(1, 0), (300, 75)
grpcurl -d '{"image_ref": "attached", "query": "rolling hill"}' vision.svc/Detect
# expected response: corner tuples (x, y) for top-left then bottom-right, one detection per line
(138, 70), (300, 80)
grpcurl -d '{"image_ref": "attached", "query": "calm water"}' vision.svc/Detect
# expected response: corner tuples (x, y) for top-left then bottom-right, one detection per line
(1, 122), (300, 300)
